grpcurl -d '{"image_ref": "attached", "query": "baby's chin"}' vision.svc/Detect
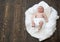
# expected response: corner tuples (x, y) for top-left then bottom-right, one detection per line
(38, 11), (44, 13)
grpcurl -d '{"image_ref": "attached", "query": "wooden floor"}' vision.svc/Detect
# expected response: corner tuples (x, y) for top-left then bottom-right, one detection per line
(0, 0), (60, 42)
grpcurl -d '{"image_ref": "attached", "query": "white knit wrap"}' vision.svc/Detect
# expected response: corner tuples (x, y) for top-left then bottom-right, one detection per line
(25, 1), (59, 41)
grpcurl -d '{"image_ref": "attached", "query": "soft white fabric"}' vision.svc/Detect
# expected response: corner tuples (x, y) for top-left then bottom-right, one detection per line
(33, 18), (45, 26)
(25, 1), (59, 41)
(44, 7), (52, 18)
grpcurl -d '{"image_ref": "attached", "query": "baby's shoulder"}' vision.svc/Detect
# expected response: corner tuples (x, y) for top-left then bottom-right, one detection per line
(33, 13), (37, 15)
(42, 13), (46, 15)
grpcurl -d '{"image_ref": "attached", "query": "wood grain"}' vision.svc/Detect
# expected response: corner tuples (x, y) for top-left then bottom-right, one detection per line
(0, 0), (60, 42)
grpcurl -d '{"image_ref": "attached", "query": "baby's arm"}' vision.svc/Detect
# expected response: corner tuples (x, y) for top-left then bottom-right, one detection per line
(31, 14), (35, 21)
(31, 14), (35, 27)
(43, 13), (48, 22)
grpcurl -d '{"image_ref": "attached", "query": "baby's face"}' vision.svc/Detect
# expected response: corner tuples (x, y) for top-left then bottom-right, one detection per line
(38, 6), (44, 13)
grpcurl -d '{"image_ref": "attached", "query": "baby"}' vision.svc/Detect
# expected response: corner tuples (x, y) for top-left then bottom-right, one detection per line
(31, 6), (48, 31)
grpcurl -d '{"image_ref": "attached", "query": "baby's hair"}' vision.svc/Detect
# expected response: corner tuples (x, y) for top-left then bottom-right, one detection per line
(38, 6), (44, 9)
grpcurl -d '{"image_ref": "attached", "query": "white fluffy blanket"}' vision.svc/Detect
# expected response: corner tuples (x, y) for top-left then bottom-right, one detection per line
(25, 1), (59, 41)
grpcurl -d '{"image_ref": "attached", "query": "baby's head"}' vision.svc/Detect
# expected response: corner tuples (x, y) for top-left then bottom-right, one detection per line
(38, 6), (44, 13)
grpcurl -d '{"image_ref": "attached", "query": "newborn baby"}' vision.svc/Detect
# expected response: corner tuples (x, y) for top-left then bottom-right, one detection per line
(31, 6), (48, 31)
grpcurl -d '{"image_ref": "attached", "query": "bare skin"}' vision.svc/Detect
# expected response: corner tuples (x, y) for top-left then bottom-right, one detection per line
(31, 6), (48, 31)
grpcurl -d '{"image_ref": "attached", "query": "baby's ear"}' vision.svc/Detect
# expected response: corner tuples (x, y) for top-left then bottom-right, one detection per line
(44, 7), (52, 18)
